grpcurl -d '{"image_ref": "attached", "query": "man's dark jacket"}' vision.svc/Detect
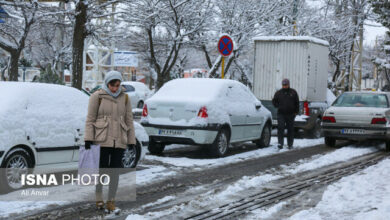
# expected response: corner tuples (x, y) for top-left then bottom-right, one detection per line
(272, 88), (300, 115)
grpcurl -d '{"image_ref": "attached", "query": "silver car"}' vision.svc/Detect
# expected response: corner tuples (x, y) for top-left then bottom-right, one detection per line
(140, 78), (272, 157)
(322, 91), (390, 150)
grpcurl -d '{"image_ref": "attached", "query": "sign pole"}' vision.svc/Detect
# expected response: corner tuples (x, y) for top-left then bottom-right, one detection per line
(221, 57), (225, 79)
(217, 35), (234, 79)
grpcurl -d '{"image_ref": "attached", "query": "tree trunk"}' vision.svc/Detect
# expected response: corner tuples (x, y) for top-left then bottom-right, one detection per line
(156, 73), (166, 90)
(332, 60), (340, 82)
(9, 51), (21, 81)
(71, 1), (88, 90)
(224, 55), (235, 76)
(57, 1), (66, 82)
(202, 45), (213, 68)
(0, 57), (9, 81)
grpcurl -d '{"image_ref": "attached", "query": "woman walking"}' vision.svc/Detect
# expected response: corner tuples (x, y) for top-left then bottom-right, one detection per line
(84, 70), (136, 213)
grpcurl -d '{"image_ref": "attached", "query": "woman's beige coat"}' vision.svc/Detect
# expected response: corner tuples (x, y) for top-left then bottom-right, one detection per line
(84, 88), (136, 149)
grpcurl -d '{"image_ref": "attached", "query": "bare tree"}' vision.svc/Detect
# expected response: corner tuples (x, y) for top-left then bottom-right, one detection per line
(0, 1), (39, 81)
(68, 0), (123, 89)
(120, 0), (211, 90)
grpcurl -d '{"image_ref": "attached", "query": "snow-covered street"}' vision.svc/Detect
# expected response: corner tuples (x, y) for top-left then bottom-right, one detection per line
(1, 0), (390, 219)
(2, 137), (387, 220)
(124, 141), (386, 220)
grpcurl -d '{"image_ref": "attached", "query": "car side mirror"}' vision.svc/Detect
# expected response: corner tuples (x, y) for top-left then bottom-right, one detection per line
(255, 103), (262, 110)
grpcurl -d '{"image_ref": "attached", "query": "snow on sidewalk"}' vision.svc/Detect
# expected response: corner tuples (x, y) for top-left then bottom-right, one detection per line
(0, 164), (175, 218)
(283, 145), (379, 175)
(287, 158), (390, 220)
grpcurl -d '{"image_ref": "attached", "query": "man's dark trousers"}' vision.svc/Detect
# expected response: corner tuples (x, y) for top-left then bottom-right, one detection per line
(277, 113), (295, 147)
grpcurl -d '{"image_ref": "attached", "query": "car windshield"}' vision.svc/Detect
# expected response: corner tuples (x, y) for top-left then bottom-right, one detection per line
(123, 85), (135, 92)
(332, 93), (389, 108)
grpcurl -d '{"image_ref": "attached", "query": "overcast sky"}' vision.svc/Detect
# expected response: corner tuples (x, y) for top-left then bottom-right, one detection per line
(364, 20), (388, 47)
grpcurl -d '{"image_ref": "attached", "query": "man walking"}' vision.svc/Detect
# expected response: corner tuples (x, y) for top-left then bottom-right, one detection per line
(272, 78), (299, 149)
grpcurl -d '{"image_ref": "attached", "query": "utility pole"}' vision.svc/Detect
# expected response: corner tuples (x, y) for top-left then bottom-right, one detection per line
(373, 37), (378, 80)
(348, 0), (364, 91)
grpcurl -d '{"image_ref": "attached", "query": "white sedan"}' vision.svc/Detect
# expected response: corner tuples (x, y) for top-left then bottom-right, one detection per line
(0, 82), (148, 193)
(140, 78), (272, 157)
(122, 81), (152, 109)
(322, 91), (390, 150)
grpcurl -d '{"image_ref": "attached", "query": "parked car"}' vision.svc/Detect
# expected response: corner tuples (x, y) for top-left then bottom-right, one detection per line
(252, 36), (330, 138)
(0, 82), (148, 193)
(122, 81), (152, 109)
(90, 82), (152, 109)
(322, 91), (390, 150)
(140, 78), (272, 157)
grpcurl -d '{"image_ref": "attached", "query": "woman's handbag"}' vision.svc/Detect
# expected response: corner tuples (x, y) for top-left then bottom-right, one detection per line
(78, 144), (100, 185)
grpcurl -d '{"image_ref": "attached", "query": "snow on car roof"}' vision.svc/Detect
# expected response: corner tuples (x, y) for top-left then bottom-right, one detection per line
(122, 81), (149, 90)
(0, 82), (89, 148)
(253, 36), (329, 46)
(149, 78), (235, 103)
(0, 82), (88, 113)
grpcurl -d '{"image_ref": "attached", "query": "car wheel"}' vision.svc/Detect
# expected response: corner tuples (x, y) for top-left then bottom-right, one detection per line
(148, 140), (165, 155)
(0, 149), (32, 193)
(137, 101), (144, 109)
(386, 141), (390, 152)
(210, 129), (230, 157)
(325, 136), (336, 147)
(122, 141), (141, 168)
(256, 123), (271, 148)
(305, 118), (322, 139)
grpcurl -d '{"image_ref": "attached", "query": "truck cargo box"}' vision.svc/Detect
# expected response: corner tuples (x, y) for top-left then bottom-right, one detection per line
(252, 36), (329, 102)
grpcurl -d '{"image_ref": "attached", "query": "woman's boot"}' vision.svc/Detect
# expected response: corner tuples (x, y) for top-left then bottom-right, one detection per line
(106, 200), (121, 214)
(96, 191), (104, 210)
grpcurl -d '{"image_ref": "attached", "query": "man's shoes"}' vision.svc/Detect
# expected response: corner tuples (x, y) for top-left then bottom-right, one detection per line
(288, 145), (293, 149)
(278, 144), (283, 149)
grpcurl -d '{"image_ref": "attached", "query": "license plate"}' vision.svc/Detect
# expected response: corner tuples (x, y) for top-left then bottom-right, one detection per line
(272, 120), (277, 125)
(341, 129), (365, 134)
(158, 129), (183, 136)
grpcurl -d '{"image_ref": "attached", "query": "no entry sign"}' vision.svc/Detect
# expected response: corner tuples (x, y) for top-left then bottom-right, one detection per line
(218, 35), (234, 57)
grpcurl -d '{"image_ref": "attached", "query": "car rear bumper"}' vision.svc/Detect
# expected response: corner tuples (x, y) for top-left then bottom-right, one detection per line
(141, 123), (220, 145)
(322, 124), (390, 140)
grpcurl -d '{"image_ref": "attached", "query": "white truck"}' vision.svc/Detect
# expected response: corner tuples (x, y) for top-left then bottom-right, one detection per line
(252, 36), (330, 138)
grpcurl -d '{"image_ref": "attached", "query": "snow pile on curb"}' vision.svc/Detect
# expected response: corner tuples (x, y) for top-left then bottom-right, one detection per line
(285, 146), (378, 174)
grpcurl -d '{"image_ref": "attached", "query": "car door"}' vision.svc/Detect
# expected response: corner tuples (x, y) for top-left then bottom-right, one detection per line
(26, 92), (75, 165)
(240, 85), (264, 139)
(226, 85), (247, 142)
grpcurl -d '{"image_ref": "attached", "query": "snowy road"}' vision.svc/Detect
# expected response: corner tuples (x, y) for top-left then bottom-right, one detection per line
(0, 138), (387, 220)
(123, 142), (386, 220)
